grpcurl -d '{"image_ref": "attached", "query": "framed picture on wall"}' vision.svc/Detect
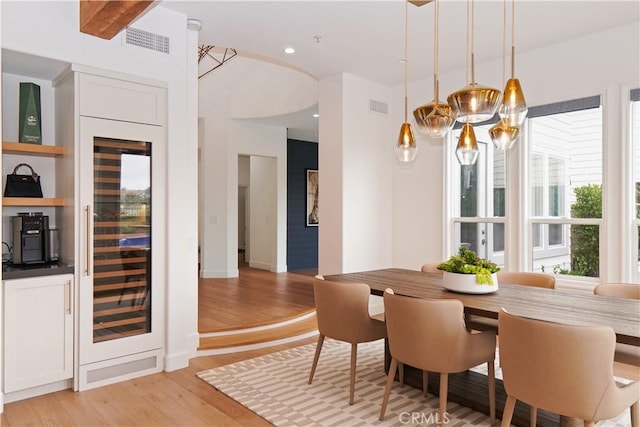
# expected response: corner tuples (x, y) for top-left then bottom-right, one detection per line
(306, 169), (319, 227)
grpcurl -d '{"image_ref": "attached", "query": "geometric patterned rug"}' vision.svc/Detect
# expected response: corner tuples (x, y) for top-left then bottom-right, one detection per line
(197, 339), (633, 427)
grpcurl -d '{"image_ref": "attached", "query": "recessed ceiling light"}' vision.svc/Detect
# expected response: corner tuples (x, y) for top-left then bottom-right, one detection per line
(313, 113), (319, 118)
(284, 47), (295, 54)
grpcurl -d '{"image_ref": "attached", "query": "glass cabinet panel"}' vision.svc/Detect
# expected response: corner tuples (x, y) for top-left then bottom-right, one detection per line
(92, 137), (151, 343)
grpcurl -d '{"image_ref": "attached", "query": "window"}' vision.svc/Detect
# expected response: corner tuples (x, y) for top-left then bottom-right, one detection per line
(631, 88), (640, 281)
(449, 123), (506, 266)
(528, 100), (602, 276)
(445, 96), (612, 281)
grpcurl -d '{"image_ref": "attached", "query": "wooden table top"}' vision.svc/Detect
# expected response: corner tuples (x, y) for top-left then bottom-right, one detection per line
(324, 268), (640, 346)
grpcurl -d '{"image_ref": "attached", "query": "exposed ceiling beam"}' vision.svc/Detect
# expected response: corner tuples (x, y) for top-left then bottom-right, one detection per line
(80, 0), (154, 40)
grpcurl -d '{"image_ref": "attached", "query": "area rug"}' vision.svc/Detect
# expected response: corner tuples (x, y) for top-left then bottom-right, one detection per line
(197, 339), (632, 427)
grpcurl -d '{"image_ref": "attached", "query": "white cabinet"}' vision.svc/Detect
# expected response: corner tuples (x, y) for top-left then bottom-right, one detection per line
(3, 274), (73, 394)
(69, 70), (167, 391)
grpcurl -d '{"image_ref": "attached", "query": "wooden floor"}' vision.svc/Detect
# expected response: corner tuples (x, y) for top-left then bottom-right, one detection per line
(1, 265), (638, 426)
(199, 263), (316, 332)
(1, 265), (318, 426)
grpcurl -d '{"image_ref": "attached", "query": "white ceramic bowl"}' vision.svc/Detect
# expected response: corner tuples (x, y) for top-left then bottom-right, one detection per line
(442, 271), (499, 294)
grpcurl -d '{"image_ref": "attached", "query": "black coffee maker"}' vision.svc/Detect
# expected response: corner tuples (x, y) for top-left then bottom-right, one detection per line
(12, 213), (58, 264)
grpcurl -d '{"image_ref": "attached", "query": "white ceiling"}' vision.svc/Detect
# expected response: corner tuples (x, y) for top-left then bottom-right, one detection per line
(159, 0), (640, 140)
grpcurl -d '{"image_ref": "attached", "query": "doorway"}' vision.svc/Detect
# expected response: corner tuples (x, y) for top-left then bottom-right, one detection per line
(238, 154), (278, 272)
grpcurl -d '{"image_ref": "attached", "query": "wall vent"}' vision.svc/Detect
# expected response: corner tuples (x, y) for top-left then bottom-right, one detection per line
(125, 27), (170, 54)
(369, 99), (389, 115)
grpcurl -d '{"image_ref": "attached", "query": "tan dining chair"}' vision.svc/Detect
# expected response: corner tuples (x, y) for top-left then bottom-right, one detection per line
(594, 283), (640, 299)
(379, 289), (496, 425)
(497, 271), (556, 289)
(466, 271), (555, 332)
(420, 262), (443, 275)
(498, 309), (639, 427)
(594, 283), (640, 367)
(308, 279), (387, 405)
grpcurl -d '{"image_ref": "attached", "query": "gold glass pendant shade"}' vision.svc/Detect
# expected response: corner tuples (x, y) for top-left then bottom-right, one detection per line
(499, 77), (527, 126)
(455, 123), (479, 165)
(489, 119), (520, 150)
(413, 101), (456, 138)
(395, 122), (418, 162)
(448, 82), (502, 124)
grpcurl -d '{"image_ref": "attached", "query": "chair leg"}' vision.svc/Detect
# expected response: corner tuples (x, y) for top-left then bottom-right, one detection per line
(422, 370), (429, 397)
(399, 362), (405, 387)
(308, 334), (324, 385)
(487, 361), (496, 426)
(501, 395), (516, 427)
(529, 406), (537, 427)
(349, 343), (358, 405)
(631, 401), (639, 427)
(379, 358), (399, 421)
(439, 373), (449, 425)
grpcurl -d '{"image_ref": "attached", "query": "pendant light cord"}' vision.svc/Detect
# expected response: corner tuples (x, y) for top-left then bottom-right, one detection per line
(511, 0), (516, 78)
(502, 0), (507, 84)
(433, 0), (439, 102)
(470, 0), (475, 84)
(465, 0), (470, 84)
(404, 0), (409, 122)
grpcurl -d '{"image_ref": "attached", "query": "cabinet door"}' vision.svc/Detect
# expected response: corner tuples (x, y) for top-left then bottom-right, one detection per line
(4, 275), (73, 393)
(78, 116), (165, 368)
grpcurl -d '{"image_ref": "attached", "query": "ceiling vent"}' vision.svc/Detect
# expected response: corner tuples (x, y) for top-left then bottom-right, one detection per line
(125, 27), (170, 54)
(369, 99), (389, 115)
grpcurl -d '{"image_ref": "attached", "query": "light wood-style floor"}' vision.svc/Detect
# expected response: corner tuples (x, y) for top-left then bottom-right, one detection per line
(1, 265), (317, 426)
(1, 266), (638, 426)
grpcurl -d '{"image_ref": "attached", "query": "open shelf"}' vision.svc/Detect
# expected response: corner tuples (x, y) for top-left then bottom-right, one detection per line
(2, 141), (64, 157)
(3, 197), (64, 207)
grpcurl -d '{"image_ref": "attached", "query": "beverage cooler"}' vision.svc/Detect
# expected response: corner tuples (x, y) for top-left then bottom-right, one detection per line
(77, 114), (166, 391)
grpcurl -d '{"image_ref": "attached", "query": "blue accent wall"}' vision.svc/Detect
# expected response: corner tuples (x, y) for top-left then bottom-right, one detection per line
(287, 139), (318, 270)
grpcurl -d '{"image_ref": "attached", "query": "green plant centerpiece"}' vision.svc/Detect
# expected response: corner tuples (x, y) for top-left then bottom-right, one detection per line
(437, 247), (500, 286)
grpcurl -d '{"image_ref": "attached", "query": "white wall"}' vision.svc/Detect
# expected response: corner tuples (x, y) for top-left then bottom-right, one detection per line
(1, 0), (199, 376)
(318, 73), (394, 275)
(248, 155), (277, 270)
(198, 115), (287, 277)
(392, 22), (640, 278)
(198, 55), (299, 278)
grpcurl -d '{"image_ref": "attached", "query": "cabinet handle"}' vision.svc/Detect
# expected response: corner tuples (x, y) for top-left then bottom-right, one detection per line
(65, 280), (72, 314)
(85, 205), (91, 276)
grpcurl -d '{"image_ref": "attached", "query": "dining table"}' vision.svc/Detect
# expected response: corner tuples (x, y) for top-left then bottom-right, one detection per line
(323, 268), (640, 427)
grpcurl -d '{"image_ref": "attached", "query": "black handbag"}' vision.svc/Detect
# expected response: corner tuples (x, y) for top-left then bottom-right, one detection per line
(4, 163), (43, 198)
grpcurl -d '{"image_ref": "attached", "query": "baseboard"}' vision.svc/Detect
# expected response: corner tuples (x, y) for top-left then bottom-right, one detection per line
(4, 379), (72, 404)
(249, 261), (271, 270)
(200, 268), (239, 278)
(164, 350), (189, 372)
(271, 263), (287, 273)
(187, 331), (200, 358)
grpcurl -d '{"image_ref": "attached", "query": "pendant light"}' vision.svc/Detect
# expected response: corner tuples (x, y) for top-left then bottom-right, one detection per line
(498, 0), (527, 126)
(395, 0), (418, 163)
(447, 0), (502, 124)
(490, 0), (520, 150)
(456, 123), (479, 165)
(413, 0), (456, 138)
(489, 120), (519, 150)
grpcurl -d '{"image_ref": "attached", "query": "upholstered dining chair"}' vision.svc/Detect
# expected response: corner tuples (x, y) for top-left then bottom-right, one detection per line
(498, 309), (639, 427)
(594, 283), (640, 367)
(379, 289), (496, 425)
(496, 271), (556, 289)
(308, 279), (387, 405)
(466, 271), (555, 332)
(420, 262), (443, 275)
